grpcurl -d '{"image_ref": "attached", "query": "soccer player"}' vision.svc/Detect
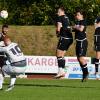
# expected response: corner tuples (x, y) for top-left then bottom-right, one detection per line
(0, 24), (8, 90)
(73, 9), (88, 82)
(55, 7), (73, 78)
(0, 37), (26, 91)
(94, 16), (100, 80)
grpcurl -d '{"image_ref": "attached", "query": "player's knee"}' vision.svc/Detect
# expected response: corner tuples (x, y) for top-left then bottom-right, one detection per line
(56, 49), (65, 57)
(78, 57), (87, 65)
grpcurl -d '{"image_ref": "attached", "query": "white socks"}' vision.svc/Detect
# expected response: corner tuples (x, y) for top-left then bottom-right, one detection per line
(0, 74), (4, 89)
(10, 75), (16, 86)
(59, 68), (65, 74)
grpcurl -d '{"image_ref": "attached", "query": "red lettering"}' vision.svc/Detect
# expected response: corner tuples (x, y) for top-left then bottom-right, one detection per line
(35, 58), (40, 66)
(55, 59), (58, 66)
(68, 59), (78, 62)
(48, 58), (53, 66)
(27, 58), (34, 65)
(42, 58), (47, 66)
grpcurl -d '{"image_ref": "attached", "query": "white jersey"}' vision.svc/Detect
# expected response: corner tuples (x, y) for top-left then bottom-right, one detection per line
(0, 42), (26, 63)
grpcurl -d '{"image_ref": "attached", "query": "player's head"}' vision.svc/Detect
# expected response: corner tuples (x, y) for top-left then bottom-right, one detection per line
(2, 24), (8, 34)
(57, 7), (65, 16)
(75, 9), (84, 20)
(3, 36), (11, 46)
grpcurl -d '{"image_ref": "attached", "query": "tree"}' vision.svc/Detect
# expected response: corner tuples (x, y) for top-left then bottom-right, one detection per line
(0, 0), (100, 25)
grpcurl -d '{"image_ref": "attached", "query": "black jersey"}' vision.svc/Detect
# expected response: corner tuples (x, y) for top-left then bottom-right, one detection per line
(75, 20), (87, 40)
(56, 15), (72, 38)
(94, 17), (100, 35)
(0, 33), (4, 41)
(0, 33), (5, 56)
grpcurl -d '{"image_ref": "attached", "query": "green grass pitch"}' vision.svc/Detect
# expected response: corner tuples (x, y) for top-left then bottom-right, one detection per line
(0, 78), (100, 100)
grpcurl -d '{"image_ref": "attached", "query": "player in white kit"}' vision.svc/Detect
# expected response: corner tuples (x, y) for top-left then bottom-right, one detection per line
(0, 37), (26, 91)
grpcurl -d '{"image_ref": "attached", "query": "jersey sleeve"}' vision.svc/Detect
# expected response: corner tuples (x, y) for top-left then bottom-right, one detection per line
(0, 47), (7, 52)
(56, 16), (62, 23)
(0, 41), (5, 47)
(66, 16), (70, 25)
(80, 20), (87, 26)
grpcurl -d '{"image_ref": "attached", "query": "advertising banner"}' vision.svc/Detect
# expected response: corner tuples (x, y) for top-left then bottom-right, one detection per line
(25, 56), (58, 73)
(25, 56), (98, 79)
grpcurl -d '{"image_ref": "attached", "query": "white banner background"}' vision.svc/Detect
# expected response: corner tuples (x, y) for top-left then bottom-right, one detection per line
(25, 56), (97, 79)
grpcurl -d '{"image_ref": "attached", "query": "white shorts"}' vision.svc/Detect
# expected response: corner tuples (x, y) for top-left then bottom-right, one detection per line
(2, 65), (26, 75)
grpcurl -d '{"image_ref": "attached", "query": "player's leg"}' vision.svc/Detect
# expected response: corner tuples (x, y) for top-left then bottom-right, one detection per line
(5, 75), (16, 91)
(76, 40), (88, 82)
(77, 57), (88, 82)
(3, 64), (26, 91)
(0, 68), (4, 90)
(55, 38), (73, 78)
(0, 56), (5, 90)
(94, 35), (100, 79)
(55, 49), (66, 78)
(8, 65), (26, 87)
(2, 65), (15, 91)
(10, 75), (16, 86)
(95, 51), (100, 80)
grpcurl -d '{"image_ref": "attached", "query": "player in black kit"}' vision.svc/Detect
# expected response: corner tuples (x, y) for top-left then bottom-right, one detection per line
(73, 10), (88, 82)
(0, 25), (8, 67)
(55, 7), (73, 78)
(94, 16), (100, 80)
(0, 25), (8, 90)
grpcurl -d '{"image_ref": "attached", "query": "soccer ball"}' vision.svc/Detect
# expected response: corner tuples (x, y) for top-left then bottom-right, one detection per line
(0, 10), (8, 19)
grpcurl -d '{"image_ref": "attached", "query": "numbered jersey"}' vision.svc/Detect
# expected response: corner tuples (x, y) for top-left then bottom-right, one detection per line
(0, 43), (25, 63)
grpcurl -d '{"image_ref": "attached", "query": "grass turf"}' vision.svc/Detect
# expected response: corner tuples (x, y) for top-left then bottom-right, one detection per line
(0, 78), (100, 100)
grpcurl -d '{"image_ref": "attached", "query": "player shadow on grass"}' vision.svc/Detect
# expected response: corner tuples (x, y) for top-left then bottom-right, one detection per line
(4, 83), (95, 89)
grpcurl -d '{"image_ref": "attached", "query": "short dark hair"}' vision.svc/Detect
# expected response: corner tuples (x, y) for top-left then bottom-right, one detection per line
(58, 7), (65, 12)
(2, 24), (8, 29)
(75, 8), (86, 18)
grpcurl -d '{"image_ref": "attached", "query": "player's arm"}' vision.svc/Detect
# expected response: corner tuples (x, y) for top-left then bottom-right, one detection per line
(0, 41), (5, 47)
(73, 25), (84, 32)
(56, 16), (62, 37)
(56, 22), (62, 37)
(0, 46), (7, 52)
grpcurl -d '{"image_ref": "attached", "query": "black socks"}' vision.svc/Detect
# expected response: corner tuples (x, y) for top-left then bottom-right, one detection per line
(57, 57), (65, 68)
(95, 58), (99, 73)
(81, 64), (88, 74)
(80, 64), (88, 80)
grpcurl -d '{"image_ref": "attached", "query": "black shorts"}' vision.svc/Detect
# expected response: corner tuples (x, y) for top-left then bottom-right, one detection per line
(76, 39), (88, 57)
(94, 35), (100, 51)
(57, 37), (73, 51)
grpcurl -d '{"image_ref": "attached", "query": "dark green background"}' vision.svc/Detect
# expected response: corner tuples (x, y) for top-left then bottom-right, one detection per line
(0, 0), (100, 25)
